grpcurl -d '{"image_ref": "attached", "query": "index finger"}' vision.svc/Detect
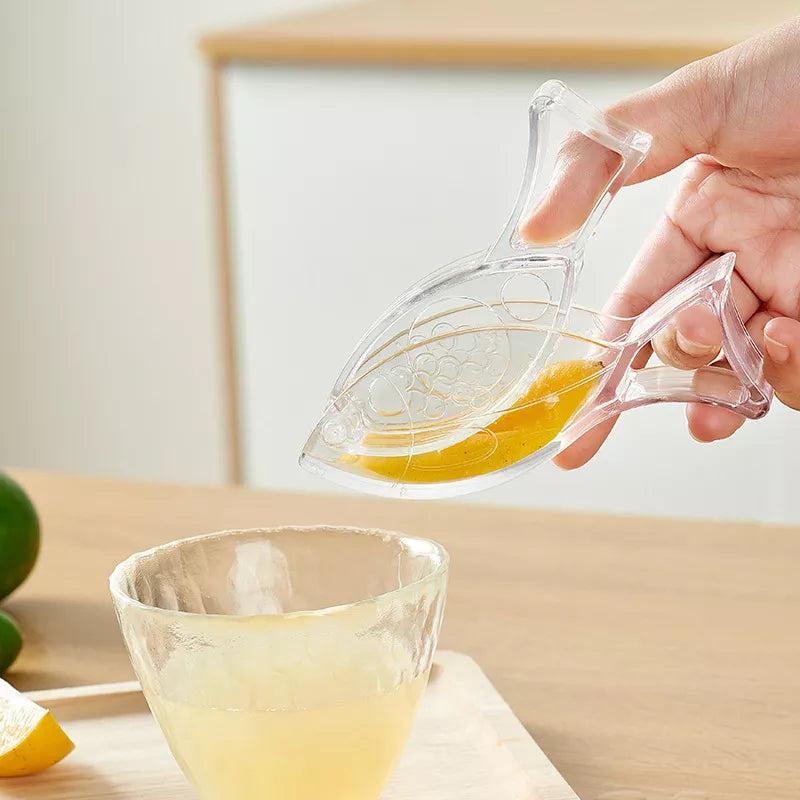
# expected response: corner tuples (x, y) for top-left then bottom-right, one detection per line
(520, 65), (716, 247)
(554, 174), (713, 470)
(604, 164), (713, 319)
(520, 135), (622, 243)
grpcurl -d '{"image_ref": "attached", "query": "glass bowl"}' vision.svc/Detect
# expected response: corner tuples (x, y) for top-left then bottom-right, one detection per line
(109, 526), (449, 800)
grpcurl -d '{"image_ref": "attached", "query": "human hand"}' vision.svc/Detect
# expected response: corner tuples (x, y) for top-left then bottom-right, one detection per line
(522, 17), (800, 468)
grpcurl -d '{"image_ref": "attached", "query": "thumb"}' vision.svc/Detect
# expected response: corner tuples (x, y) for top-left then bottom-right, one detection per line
(763, 317), (800, 411)
(520, 58), (722, 243)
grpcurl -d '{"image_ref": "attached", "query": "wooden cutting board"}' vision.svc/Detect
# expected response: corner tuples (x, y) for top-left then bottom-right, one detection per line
(7, 651), (579, 799)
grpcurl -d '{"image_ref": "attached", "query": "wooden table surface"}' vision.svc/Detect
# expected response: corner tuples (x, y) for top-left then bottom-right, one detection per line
(199, 0), (798, 68)
(4, 469), (799, 799)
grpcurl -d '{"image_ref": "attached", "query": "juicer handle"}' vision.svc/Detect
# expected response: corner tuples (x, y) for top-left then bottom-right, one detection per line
(486, 80), (653, 263)
(617, 253), (772, 418)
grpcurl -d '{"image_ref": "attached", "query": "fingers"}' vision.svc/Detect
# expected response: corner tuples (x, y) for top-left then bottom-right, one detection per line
(537, 55), (741, 468)
(602, 166), (719, 326)
(521, 58), (722, 244)
(554, 213), (706, 469)
(604, 57), (720, 184)
(520, 137), (621, 243)
(676, 316), (800, 442)
(554, 179), (711, 469)
(558, 251), (763, 465)
(554, 337), (655, 470)
(685, 309), (773, 442)
(553, 418), (618, 470)
(763, 317), (800, 411)
(686, 401), (746, 442)
(651, 269), (761, 370)
(684, 352), (747, 443)
(652, 305), (722, 370)
(557, 284), (771, 464)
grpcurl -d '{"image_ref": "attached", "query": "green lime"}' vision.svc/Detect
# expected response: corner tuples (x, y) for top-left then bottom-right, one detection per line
(0, 473), (40, 601)
(0, 610), (22, 673)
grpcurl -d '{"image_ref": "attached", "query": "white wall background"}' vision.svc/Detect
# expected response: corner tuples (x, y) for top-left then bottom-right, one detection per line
(0, 0), (338, 483)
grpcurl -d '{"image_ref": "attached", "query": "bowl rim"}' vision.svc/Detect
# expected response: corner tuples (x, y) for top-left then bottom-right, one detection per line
(109, 525), (449, 622)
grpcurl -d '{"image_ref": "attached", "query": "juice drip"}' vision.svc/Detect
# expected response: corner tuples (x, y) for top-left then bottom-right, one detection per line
(342, 359), (603, 484)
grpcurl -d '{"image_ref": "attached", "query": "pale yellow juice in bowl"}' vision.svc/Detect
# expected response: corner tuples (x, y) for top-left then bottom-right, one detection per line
(110, 526), (448, 800)
(151, 674), (426, 800)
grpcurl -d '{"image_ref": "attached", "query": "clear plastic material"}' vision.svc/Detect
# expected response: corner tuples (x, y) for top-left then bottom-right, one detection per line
(300, 81), (772, 499)
(110, 526), (448, 800)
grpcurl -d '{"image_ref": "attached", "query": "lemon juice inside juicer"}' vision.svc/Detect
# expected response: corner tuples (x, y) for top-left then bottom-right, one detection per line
(301, 81), (772, 498)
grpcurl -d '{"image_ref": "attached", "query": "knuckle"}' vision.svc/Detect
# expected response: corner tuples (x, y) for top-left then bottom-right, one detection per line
(775, 389), (800, 412)
(764, 359), (800, 411)
(653, 325), (713, 369)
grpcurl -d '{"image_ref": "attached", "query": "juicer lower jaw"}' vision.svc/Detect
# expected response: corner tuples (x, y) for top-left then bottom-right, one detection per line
(298, 442), (562, 500)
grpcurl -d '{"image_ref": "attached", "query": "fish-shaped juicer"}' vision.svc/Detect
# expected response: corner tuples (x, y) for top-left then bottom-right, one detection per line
(300, 81), (772, 499)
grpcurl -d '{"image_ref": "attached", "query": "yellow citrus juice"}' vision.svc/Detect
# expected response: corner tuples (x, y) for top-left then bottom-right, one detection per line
(148, 675), (426, 800)
(343, 358), (603, 483)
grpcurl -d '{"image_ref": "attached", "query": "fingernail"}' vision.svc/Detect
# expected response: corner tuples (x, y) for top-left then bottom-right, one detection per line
(676, 329), (712, 357)
(765, 333), (790, 364)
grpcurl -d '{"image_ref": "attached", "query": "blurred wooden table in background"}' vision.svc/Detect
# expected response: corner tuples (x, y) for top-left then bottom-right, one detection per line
(5, 469), (799, 798)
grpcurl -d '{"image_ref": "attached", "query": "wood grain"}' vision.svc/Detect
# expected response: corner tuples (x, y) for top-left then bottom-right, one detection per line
(25, 681), (142, 711)
(198, 0), (797, 68)
(3, 469), (800, 798)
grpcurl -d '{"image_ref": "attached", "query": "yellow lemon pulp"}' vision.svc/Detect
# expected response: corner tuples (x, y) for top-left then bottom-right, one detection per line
(343, 359), (604, 484)
(0, 678), (75, 777)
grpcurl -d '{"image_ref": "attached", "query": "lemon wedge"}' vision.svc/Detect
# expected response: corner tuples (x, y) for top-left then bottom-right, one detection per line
(0, 678), (74, 776)
(344, 358), (604, 483)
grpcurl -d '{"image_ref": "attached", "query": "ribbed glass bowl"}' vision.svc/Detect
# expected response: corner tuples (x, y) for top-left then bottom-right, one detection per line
(109, 526), (449, 800)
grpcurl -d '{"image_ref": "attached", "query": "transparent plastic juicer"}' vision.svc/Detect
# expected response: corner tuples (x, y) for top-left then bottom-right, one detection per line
(300, 81), (772, 499)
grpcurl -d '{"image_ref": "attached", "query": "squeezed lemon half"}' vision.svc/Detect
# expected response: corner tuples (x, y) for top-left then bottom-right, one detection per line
(0, 678), (74, 777)
(343, 358), (604, 483)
